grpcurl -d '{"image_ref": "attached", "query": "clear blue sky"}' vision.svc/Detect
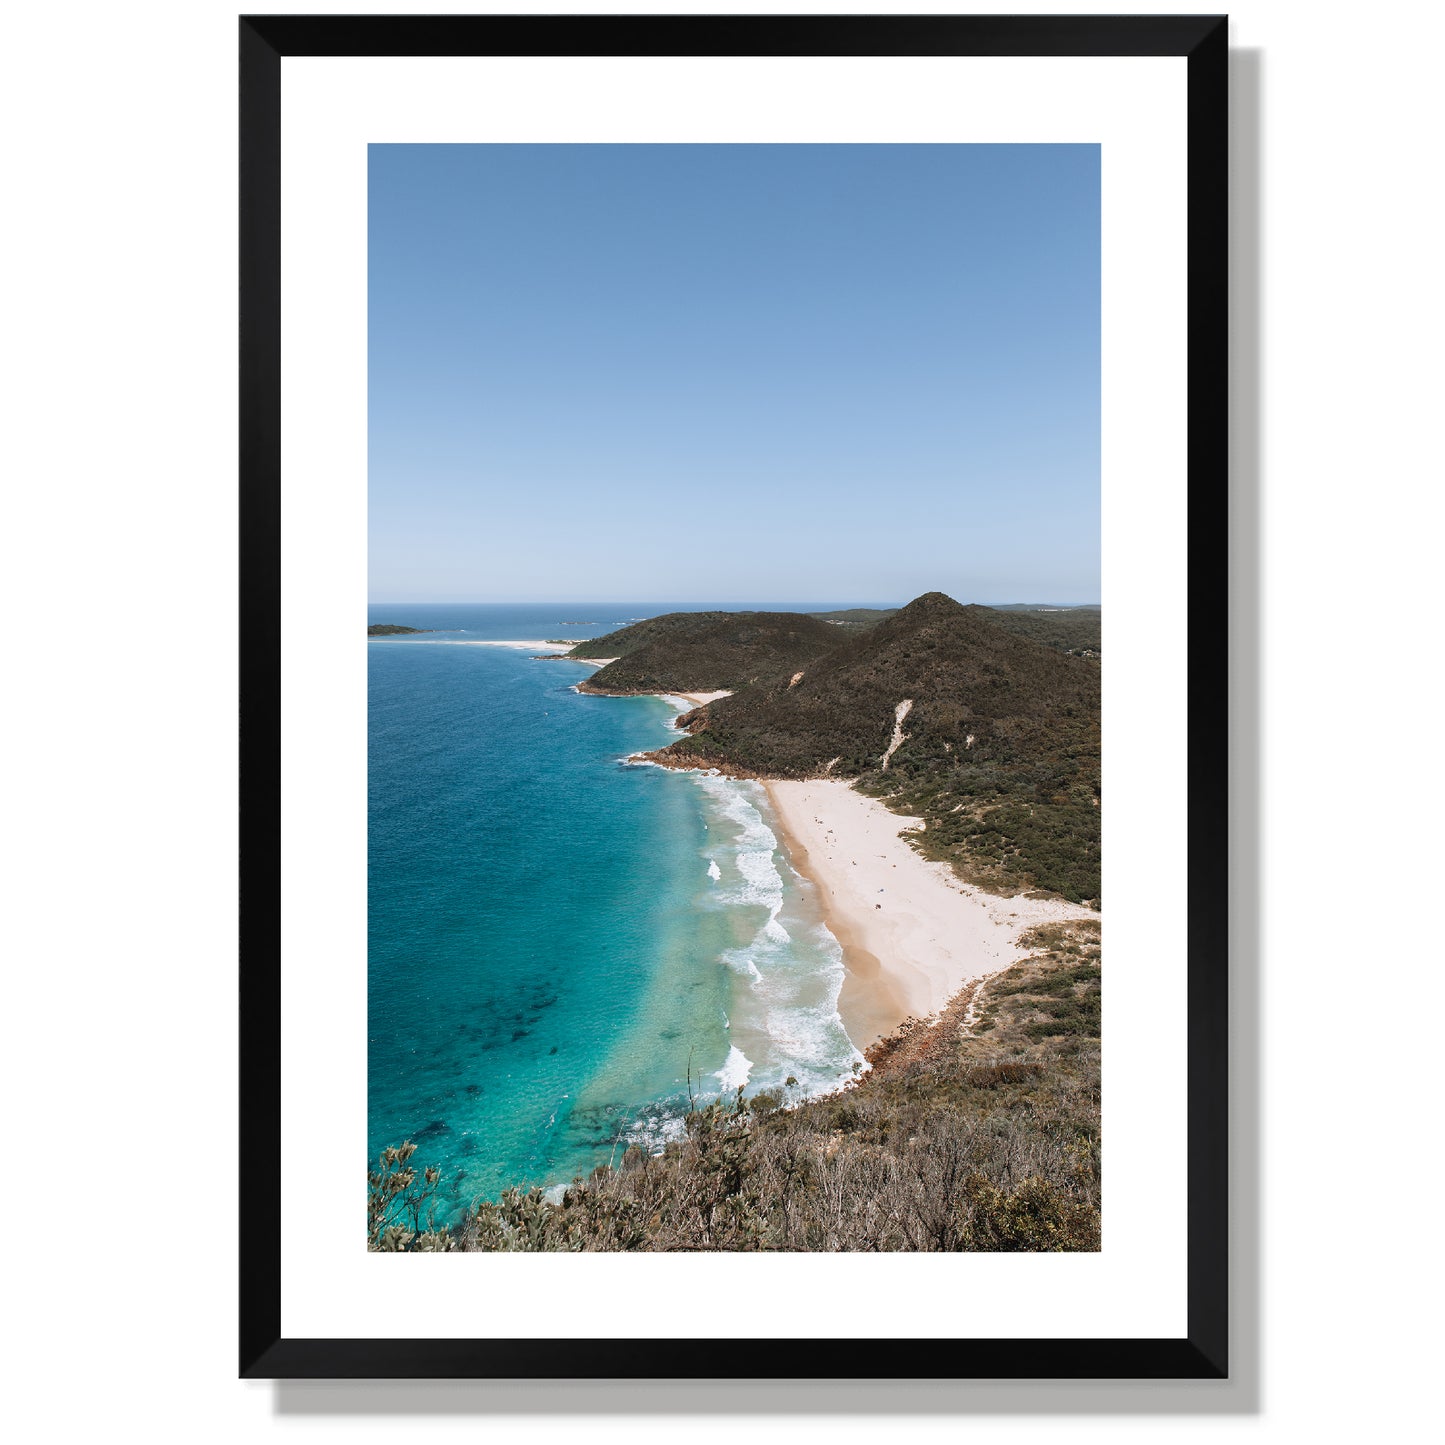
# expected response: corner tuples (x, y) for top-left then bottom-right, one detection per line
(369, 144), (1099, 605)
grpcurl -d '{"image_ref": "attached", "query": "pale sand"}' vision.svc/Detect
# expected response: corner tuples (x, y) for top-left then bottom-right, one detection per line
(762, 779), (1098, 1048)
(383, 639), (627, 667)
(379, 638), (612, 655)
(661, 690), (734, 710)
(579, 687), (731, 713)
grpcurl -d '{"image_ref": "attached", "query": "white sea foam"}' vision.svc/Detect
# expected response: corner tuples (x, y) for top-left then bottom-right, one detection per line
(621, 1109), (688, 1156)
(763, 1002), (848, 1068)
(686, 773), (863, 1102)
(714, 1045), (754, 1091)
(692, 775), (786, 921)
(721, 950), (764, 985)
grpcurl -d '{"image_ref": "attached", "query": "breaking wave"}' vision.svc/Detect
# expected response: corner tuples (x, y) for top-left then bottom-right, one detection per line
(689, 775), (863, 1102)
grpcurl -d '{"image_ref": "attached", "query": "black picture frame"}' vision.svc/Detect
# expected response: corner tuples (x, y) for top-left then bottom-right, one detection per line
(240, 12), (1228, 1381)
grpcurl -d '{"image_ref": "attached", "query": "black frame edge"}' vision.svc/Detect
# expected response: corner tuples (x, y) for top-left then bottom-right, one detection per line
(1184, 13), (1230, 1380)
(239, 13), (1226, 58)
(243, 1338), (1223, 1382)
(238, 15), (284, 1380)
(239, 12), (1230, 1381)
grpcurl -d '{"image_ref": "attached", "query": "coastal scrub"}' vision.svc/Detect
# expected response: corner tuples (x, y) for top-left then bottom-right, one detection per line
(372, 919), (1101, 1253)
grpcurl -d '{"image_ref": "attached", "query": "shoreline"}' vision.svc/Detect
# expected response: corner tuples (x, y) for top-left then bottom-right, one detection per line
(558, 668), (1086, 1070)
(577, 683), (734, 735)
(558, 662), (1090, 1059)
(368, 636), (619, 659)
(761, 778), (1097, 1049)
(660, 689), (733, 710)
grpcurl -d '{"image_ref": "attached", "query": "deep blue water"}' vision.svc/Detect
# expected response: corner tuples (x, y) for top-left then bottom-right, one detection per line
(368, 603), (864, 1217)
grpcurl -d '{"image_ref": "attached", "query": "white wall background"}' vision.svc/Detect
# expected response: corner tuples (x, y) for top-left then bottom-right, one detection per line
(2, 1), (1440, 1441)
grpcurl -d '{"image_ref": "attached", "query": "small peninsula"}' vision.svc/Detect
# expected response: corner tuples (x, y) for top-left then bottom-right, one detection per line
(368, 623), (430, 636)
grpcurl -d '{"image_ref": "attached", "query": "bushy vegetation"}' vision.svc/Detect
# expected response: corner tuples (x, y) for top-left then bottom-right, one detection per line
(372, 921), (1102, 1253)
(366, 1141), (452, 1251)
(979, 607), (1101, 658)
(367, 623), (425, 636)
(923, 800), (1102, 903)
(571, 611), (842, 693)
(804, 606), (1101, 657)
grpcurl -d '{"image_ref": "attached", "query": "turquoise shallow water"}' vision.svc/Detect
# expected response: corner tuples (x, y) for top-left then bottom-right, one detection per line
(368, 604), (863, 1218)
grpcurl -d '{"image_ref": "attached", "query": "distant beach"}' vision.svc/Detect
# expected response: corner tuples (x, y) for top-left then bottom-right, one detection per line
(369, 636), (614, 660)
(661, 690), (733, 710)
(762, 779), (1097, 1048)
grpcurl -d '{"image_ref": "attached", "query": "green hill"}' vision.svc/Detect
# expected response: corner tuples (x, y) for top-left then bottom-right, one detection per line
(572, 611), (843, 694)
(808, 605), (1100, 655)
(658, 593), (1101, 903)
(979, 607), (1100, 657)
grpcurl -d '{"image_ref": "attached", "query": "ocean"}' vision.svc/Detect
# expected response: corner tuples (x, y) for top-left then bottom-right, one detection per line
(368, 603), (864, 1218)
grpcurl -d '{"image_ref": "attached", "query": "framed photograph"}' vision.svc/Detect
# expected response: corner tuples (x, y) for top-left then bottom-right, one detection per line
(240, 14), (1228, 1379)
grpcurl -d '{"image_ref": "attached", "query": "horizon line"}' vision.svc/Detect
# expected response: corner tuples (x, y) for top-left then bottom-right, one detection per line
(367, 598), (1103, 609)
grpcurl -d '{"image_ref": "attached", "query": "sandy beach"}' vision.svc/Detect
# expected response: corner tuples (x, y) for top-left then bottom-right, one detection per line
(372, 637), (622, 660)
(661, 690), (733, 710)
(763, 779), (1097, 1048)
